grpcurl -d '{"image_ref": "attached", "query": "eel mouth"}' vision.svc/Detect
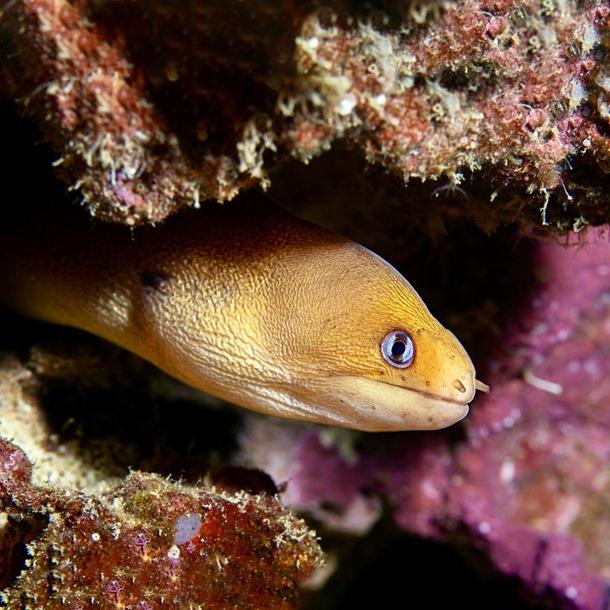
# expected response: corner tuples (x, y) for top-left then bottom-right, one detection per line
(315, 376), (473, 432)
(375, 377), (475, 405)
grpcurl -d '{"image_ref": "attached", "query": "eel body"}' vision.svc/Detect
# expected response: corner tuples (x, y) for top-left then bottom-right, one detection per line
(0, 193), (487, 431)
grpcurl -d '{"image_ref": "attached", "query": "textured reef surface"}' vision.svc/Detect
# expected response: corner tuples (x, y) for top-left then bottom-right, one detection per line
(0, 435), (322, 609)
(3, 1), (610, 609)
(2, 0), (610, 227)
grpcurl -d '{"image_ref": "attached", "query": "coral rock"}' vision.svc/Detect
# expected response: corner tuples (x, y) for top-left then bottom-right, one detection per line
(0, 439), (322, 609)
(2, 0), (610, 228)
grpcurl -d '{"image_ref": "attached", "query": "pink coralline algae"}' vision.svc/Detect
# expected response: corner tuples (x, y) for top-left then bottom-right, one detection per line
(238, 230), (610, 609)
(0, 438), (323, 609)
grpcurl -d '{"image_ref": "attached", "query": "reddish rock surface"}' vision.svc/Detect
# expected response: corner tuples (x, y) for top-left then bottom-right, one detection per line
(0, 439), (322, 609)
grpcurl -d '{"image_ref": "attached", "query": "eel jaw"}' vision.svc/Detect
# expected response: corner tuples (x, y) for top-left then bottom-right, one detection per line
(307, 376), (471, 432)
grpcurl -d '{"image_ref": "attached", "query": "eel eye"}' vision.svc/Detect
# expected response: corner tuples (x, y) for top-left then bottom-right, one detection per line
(381, 331), (414, 368)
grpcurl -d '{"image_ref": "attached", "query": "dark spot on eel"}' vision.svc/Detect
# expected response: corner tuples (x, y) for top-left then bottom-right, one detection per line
(139, 270), (169, 291)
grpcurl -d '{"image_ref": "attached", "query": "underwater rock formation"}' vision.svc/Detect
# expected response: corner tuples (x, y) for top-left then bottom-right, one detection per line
(2, 0), (610, 228)
(0, 437), (322, 609)
(3, 1), (610, 609)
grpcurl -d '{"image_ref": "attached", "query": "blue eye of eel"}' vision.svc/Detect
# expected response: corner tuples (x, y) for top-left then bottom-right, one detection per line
(381, 330), (414, 368)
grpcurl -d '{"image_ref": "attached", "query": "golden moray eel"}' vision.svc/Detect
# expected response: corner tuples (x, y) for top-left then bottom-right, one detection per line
(0, 193), (488, 431)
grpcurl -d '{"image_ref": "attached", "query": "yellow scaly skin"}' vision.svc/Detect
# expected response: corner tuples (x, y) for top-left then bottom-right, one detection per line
(0, 193), (487, 431)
